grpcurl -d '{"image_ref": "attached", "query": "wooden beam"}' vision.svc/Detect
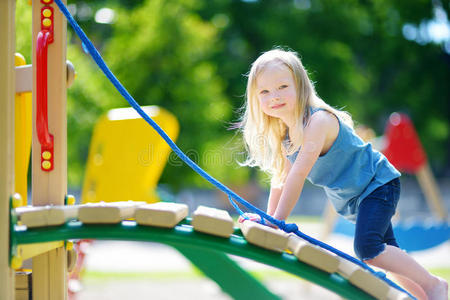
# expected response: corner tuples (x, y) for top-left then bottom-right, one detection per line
(16, 205), (78, 228)
(287, 234), (340, 273)
(16, 65), (33, 93)
(16, 62), (75, 93)
(0, 0), (16, 299)
(31, 0), (68, 299)
(416, 163), (448, 220)
(135, 202), (189, 228)
(239, 220), (289, 252)
(78, 201), (145, 224)
(192, 206), (235, 238)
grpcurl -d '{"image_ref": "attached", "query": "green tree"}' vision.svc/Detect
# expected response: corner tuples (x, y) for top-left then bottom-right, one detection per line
(197, 0), (450, 175)
(15, 0), (450, 193)
(66, 0), (249, 189)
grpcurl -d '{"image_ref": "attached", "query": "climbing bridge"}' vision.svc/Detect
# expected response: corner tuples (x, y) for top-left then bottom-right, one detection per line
(11, 201), (411, 300)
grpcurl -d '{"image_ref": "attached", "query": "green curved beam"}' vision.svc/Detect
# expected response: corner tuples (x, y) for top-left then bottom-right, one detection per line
(12, 221), (375, 300)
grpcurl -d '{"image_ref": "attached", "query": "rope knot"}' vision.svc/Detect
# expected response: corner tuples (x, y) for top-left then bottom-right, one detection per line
(278, 221), (298, 233)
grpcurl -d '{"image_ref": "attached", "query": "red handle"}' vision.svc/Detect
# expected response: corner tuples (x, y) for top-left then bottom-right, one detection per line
(36, 30), (53, 147)
(36, 29), (54, 171)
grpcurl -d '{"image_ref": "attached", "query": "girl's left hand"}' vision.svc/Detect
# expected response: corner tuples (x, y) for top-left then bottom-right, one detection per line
(238, 213), (278, 229)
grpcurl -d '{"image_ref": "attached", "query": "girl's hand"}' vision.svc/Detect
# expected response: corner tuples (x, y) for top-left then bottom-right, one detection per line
(238, 213), (262, 223)
(238, 213), (278, 229)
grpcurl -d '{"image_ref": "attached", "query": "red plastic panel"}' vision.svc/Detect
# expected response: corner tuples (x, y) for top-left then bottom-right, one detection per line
(383, 113), (427, 173)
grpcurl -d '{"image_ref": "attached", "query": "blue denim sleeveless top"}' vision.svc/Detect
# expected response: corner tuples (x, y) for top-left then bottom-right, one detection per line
(286, 107), (400, 222)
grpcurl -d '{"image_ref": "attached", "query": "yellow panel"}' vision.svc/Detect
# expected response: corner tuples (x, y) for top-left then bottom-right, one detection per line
(14, 54), (32, 205)
(18, 242), (64, 261)
(15, 53), (26, 67)
(81, 106), (179, 204)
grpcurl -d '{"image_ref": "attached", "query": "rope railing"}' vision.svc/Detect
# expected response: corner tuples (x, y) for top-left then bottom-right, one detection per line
(52, 1), (414, 298)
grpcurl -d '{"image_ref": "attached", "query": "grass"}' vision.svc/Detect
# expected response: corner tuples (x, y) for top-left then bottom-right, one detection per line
(83, 266), (450, 284)
(430, 268), (450, 283)
(83, 268), (304, 283)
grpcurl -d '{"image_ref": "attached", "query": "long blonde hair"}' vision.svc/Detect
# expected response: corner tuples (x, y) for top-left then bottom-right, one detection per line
(239, 49), (353, 187)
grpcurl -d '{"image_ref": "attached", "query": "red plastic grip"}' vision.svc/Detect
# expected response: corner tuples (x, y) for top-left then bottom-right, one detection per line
(36, 31), (52, 147)
(36, 6), (55, 172)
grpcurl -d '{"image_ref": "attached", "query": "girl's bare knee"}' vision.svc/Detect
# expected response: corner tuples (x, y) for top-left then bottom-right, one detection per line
(363, 249), (388, 267)
(363, 257), (377, 266)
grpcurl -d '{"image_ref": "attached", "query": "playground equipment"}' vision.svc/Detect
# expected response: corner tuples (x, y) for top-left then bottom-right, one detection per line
(11, 201), (412, 300)
(1, 0), (415, 299)
(14, 54), (32, 206)
(81, 106), (179, 204)
(383, 112), (448, 220)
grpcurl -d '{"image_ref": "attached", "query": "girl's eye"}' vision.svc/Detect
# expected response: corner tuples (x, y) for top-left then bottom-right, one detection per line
(279, 85), (288, 89)
(260, 90), (269, 95)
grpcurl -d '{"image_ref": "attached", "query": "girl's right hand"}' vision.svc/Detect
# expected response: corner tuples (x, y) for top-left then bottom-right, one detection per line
(238, 213), (278, 229)
(238, 213), (262, 224)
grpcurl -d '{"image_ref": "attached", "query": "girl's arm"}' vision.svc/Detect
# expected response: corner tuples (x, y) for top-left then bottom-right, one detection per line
(273, 112), (334, 221)
(267, 158), (292, 216)
(267, 186), (282, 216)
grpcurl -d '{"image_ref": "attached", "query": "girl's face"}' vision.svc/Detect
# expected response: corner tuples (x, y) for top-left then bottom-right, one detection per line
(256, 63), (298, 125)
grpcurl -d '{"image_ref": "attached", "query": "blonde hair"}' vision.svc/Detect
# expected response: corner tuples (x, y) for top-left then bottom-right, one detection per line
(239, 49), (353, 187)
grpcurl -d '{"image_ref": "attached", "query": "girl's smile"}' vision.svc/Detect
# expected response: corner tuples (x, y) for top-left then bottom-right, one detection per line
(271, 103), (286, 109)
(256, 63), (297, 127)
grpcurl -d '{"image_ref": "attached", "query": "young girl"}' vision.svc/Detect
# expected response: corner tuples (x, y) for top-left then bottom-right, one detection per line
(239, 49), (448, 300)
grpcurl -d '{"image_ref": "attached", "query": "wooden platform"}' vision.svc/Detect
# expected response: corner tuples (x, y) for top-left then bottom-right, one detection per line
(192, 206), (234, 238)
(135, 202), (188, 228)
(16, 206), (78, 228)
(78, 201), (145, 224)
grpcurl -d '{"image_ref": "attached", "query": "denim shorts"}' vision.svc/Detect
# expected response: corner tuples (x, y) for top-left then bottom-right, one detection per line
(354, 178), (401, 261)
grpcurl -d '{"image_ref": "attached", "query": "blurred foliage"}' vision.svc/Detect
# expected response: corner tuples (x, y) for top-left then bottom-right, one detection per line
(15, 0), (450, 190)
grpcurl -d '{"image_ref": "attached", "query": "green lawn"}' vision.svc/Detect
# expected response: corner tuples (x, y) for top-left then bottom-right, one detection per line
(83, 260), (450, 284)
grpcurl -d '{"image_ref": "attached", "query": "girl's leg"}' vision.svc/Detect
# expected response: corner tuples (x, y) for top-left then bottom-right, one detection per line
(365, 245), (448, 300)
(383, 225), (427, 299)
(388, 273), (427, 300)
(354, 179), (448, 300)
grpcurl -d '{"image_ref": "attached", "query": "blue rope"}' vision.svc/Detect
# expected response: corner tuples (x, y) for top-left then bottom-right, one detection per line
(53, 1), (414, 298)
(228, 195), (246, 217)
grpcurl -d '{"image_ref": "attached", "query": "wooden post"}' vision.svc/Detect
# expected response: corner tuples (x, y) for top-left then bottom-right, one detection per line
(416, 163), (448, 220)
(32, 0), (68, 299)
(0, 1), (16, 299)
